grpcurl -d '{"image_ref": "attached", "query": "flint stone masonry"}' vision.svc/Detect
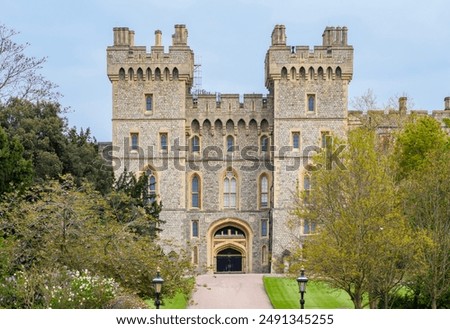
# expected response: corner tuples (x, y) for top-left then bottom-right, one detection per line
(107, 24), (450, 274)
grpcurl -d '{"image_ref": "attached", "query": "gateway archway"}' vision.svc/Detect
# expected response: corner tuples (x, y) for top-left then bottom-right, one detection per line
(207, 218), (253, 273)
(216, 248), (243, 272)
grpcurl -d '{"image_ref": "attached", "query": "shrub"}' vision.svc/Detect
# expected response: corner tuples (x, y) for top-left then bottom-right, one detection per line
(44, 269), (119, 309)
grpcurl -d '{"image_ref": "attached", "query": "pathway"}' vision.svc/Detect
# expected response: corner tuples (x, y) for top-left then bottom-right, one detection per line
(188, 274), (273, 309)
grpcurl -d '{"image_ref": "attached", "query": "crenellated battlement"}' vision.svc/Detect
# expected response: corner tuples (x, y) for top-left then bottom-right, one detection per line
(265, 25), (353, 90)
(188, 93), (271, 112)
(107, 25), (194, 84)
(348, 97), (450, 134)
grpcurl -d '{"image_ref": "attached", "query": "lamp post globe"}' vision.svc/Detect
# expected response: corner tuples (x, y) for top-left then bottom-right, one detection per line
(297, 266), (308, 309)
(152, 267), (164, 309)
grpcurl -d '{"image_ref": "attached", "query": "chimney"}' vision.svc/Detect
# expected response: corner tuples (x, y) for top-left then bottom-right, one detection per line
(172, 24), (188, 46)
(129, 30), (135, 47)
(155, 30), (162, 46)
(445, 97), (450, 111)
(399, 97), (407, 113)
(271, 25), (286, 46)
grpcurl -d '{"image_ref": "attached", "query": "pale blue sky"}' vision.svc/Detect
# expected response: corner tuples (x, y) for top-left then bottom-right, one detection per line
(2, 0), (449, 141)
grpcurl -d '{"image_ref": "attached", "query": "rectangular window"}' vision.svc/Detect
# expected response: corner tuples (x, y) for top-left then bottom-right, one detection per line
(260, 176), (268, 208)
(307, 94), (316, 112)
(192, 220), (199, 238)
(192, 136), (200, 153)
(145, 94), (153, 112)
(261, 219), (268, 237)
(321, 131), (331, 148)
(292, 132), (300, 149)
(261, 136), (269, 152)
(160, 133), (168, 151)
(304, 220), (316, 235)
(130, 133), (139, 151)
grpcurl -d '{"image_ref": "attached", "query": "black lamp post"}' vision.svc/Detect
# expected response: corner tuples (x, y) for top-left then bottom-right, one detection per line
(152, 266), (164, 309)
(297, 266), (308, 309)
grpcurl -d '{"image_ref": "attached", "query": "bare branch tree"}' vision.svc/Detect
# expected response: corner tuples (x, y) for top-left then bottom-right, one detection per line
(0, 24), (60, 103)
(350, 88), (378, 111)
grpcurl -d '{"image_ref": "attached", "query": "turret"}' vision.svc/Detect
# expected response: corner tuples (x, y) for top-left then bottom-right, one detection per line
(399, 97), (407, 113)
(172, 24), (188, 47)
(155, 30), (162, 46)
(113, 27), (135, 47)
(271, 24), (286, 46)
(322, 26), (348, 46)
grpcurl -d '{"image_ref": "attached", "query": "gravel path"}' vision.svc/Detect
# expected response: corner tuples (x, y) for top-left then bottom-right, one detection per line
(188, 274), (273, 309)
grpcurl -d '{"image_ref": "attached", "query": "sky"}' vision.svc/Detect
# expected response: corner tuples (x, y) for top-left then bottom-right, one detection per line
(1, 0), (449, 142)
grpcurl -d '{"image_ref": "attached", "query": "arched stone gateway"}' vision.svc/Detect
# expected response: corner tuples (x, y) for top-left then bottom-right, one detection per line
(207, 218), (253, 273)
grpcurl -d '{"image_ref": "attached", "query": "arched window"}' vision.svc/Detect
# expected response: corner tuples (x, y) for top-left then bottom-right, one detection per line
(146, 168), (157, 203)
(164, 67), (170, 80)
(172, 67), (179, 80)
(119, 68), (125, 80)
(146, 68), (152, 80)
(299, 67), (306, 80)
(226, 135), (234, 153)
(155, 68), (161, 80)
(137, 68), (143, 81)
(128, 68), (134, 81)
(336, 67), (342, 79)
(309, 67), (314, 80)
(191, 175), (200, 208)
(327, 67), (333, 80)
(260, 175), (269, 208)
(318, 67), (324, 80)
(224, 171), (237, 208)
(290, 67), (296, 80)
(281, 67), (288, 79)
(192, 221), (199, 237)
(192, 135), (200, 152)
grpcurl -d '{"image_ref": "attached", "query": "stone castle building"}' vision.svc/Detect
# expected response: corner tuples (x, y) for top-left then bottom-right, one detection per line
(106, 24), (450, 273)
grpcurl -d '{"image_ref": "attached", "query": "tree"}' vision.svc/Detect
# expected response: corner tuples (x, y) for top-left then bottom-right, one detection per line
(111, 170), (164, 237)
(394, 116), (450, 308)
(0, 99), (113, 194)
(0, 126), (33, 196)
(393, 115), (448, 180)
(401, 151), (450, 309)
(0, 176), (192, 308)
(290, 128), (419, 308)
(350, 88), (378, 111)
(0, 24), (59, 103)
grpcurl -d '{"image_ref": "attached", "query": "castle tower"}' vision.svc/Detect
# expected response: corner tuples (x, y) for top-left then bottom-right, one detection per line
(265, 25), (353, 271)
(107, 25), (194, 243)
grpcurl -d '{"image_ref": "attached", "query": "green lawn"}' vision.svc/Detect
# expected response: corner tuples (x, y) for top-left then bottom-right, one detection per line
(145, 291), (188, 309)
(263, 276), (355, 309)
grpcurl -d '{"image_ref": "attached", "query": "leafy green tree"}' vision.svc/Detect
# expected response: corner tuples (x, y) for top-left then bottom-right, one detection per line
(0, 176), (191, 308)
(0, 99), (67, 180)
(112, 170), (163, 236)
(0, 99), (113, 193)
(392, 116), (450, 308)
(290, 128), (419, 308)
(62, 127), (113, 194)
(393, 115), (449, 180)
(0, 126), (33, 196)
